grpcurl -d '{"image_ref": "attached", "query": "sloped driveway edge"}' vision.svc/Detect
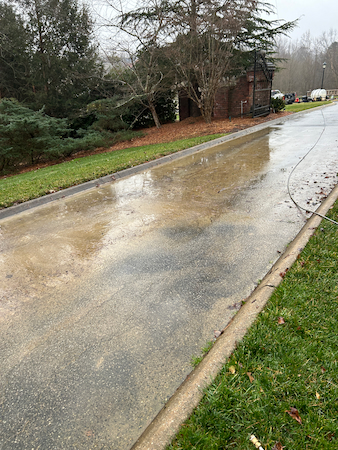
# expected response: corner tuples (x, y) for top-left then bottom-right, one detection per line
(1, 105), (332, 221)
(130, 183), (338, 450)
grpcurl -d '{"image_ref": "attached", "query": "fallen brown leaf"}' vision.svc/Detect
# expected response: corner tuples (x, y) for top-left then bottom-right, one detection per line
(279, 267), (289, 278)
(272, 442), (284, 450)
(326, 432), (335, 441)
(247, 372), (254, 383)
(286, 407), (302, 424)
(277, 317), (285, 325)
(316, 392), (320, 400)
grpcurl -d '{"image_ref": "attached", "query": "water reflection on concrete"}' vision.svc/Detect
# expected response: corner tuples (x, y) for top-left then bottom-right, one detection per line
(0, 106), (337, 449)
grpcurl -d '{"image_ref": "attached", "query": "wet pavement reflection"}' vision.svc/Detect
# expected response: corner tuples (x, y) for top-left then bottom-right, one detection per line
(0, 105), (337, 449)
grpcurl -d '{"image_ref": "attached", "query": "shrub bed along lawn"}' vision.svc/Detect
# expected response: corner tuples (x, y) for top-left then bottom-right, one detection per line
(0, 134), (223, 208)
(169, 202), (338, 449)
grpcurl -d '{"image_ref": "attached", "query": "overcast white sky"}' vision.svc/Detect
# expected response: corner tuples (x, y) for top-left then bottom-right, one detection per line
(271, 0), (338, 40)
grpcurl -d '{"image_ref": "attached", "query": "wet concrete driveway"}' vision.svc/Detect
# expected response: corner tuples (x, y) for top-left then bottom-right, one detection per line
(0, 105), (337, 449)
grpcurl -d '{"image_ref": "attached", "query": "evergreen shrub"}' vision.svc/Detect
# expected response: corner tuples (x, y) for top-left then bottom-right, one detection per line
(271, 97), (286, 112)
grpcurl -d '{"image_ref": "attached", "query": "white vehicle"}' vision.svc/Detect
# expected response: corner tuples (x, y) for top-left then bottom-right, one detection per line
(311, 89), (327, 101)
(271, 89), (284, 100)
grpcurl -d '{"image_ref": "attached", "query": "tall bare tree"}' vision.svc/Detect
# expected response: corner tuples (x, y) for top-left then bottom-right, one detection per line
(166, 0), (261, 122)
(100, 0), (175, 128)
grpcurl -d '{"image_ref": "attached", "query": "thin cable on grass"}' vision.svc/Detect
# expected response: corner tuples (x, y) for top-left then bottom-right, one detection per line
(287, 109), (338, 226)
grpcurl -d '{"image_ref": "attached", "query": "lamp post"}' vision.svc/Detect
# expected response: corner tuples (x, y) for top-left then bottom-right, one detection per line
(321, 62), (327, 89)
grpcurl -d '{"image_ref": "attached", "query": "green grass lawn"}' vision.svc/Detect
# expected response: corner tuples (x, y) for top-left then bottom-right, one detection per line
(168, 203), (338, 449)
(285, 100), (332, 113)
(0, 134), (223, 208)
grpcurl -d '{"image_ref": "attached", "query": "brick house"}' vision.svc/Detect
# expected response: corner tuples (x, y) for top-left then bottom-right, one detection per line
(179, 53), (275, 120)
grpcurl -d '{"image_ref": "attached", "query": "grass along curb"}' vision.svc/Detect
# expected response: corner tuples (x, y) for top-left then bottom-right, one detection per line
(284, 100), (332, 113)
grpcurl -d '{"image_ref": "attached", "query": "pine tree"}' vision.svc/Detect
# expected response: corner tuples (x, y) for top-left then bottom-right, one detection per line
(0, 3), (30, 101)
(1, 0), (103, 117)
(0, 99), (69, 170)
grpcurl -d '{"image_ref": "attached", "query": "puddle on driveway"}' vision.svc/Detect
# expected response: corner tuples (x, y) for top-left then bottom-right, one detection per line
(0, 130), (272, 314)
(0, 106), (337, 449)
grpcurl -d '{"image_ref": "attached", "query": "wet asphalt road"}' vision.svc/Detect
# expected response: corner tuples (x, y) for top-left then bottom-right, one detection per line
(0, 104), (337, 449)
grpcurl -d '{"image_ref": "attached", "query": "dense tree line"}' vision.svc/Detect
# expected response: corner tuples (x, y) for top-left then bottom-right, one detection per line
(272, 30), (338, 96)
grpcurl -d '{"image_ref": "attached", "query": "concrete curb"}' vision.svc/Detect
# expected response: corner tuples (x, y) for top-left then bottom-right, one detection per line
(1, 104), (332, 221)
(130, 184), (338, 450)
